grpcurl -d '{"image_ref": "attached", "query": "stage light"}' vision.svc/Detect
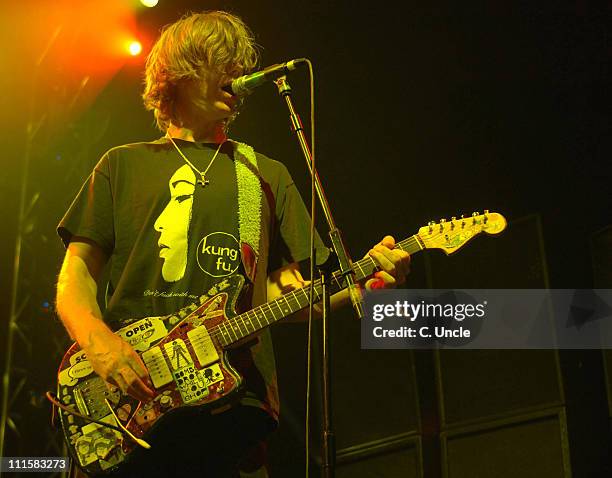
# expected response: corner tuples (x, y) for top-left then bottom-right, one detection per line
(128, 40), (142, 56)
(140, 0), (159, 7)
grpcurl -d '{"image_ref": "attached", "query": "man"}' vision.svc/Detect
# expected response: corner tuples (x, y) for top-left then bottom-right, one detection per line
(56, 10), (410, 477)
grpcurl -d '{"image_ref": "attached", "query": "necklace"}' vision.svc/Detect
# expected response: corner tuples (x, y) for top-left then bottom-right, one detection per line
(166, 135), (225, 187)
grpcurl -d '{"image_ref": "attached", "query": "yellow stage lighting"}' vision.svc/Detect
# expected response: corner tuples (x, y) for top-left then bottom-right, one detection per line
(141, 0), (159, 7)
(128, 41), (142, 56)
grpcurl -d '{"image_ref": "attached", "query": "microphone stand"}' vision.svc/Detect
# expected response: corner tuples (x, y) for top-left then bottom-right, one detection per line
(275, 76), (363, 478)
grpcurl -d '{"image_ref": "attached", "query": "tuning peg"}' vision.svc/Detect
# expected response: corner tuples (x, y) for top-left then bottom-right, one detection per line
(428, 221), (434, 234)
(439, 219), (446, 232)
(472, 212), (479, 224)
(461, 214), (465, 228)
(451, 217), (456, 230)
(484, 210), (489, 224)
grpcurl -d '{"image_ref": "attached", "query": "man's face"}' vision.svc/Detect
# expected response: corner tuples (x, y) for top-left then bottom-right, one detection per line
(181, 65), (243, 124)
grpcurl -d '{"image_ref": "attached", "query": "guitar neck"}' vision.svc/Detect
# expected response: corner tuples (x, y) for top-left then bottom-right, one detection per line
(215, 235), (424, 347)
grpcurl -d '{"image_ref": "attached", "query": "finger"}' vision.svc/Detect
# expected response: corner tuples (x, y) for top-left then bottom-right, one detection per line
(120, 367), (154, 402)
(104, 380), (119, 394)
(369, 248), (397, 278)
(105, 377), (118, 391)
(127, 354), (154, 388)
(374, 270), (397, 287)
(375, 246), (411, 279)
(123, 367), (154, 401)
(127, 377), (155, 403)
(376, 237), (411, 271)
(281, 279), (311, 294)
(365, 277), (385, 290)
(378, 235), (396, 249)
(109, 374), (130, 397)
(395, 251), (411, 279)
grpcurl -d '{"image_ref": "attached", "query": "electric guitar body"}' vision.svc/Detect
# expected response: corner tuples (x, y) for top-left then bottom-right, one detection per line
(57, 275), (249, 474)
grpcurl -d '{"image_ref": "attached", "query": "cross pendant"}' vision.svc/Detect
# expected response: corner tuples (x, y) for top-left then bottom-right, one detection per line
(197, 174), (210, 187)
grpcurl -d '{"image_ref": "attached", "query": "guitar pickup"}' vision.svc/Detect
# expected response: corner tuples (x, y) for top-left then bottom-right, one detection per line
(187, 327), (219, 367)
(141, 347), (173, 389)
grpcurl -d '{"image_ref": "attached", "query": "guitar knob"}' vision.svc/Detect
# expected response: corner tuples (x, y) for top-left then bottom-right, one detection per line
(159, 395), (172, 409)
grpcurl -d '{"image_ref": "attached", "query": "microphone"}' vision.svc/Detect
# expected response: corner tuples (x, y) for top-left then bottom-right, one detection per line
(222, 58), (306, 96)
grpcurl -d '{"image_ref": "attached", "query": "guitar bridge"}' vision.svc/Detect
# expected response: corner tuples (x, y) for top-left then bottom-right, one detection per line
(75, 377), (121, 420)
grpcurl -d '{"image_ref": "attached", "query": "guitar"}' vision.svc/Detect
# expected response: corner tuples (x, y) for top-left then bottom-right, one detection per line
(54, 211), (506, 475)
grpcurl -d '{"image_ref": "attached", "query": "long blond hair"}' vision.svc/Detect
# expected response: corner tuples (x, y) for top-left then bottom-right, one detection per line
(142, 11), (259, 131)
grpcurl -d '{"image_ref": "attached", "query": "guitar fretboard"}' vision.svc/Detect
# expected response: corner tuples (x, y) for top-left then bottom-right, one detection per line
(213, 235), (424, 346)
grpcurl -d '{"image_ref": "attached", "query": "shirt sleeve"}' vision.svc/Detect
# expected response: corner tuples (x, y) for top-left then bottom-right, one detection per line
(57, 153), (115, 253)
(267, 163), (330, 273)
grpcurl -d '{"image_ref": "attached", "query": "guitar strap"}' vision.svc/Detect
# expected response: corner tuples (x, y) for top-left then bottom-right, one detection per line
(232, 141), (266, 288)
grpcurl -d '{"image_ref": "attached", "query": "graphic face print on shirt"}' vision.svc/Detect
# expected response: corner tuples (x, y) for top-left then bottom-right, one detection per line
(154, 164), (195, 282)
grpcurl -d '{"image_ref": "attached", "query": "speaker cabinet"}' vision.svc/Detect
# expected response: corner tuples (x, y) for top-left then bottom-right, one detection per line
(337, 434), (422, 478)
(591, 224), (612, 418)
(332, 316), (421, 449)
(436, 350), (563, 427)
(270, 312), (422, 476)
(441, 409), (571, 478)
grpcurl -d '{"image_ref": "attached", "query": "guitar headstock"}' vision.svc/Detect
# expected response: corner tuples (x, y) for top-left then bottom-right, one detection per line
(417, 210), (507, 255)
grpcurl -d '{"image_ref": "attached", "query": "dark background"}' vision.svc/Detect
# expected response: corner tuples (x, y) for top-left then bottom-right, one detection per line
(0, 0), (610, 476)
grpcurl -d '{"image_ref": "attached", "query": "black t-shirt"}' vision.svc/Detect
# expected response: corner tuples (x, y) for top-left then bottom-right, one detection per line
(57, 137), (328, 419)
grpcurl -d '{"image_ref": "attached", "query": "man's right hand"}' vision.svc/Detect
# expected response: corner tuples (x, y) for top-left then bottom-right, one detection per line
(82, 325), (155, 403)
(56, 238), (155, 403)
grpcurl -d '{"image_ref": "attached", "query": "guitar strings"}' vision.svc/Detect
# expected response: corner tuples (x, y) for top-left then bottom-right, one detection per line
(199, 236), (424, 345)
(204, 237), (421, 342)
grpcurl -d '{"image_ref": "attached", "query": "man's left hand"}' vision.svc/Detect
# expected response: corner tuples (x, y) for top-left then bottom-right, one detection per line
(364, 235), (411, 290)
